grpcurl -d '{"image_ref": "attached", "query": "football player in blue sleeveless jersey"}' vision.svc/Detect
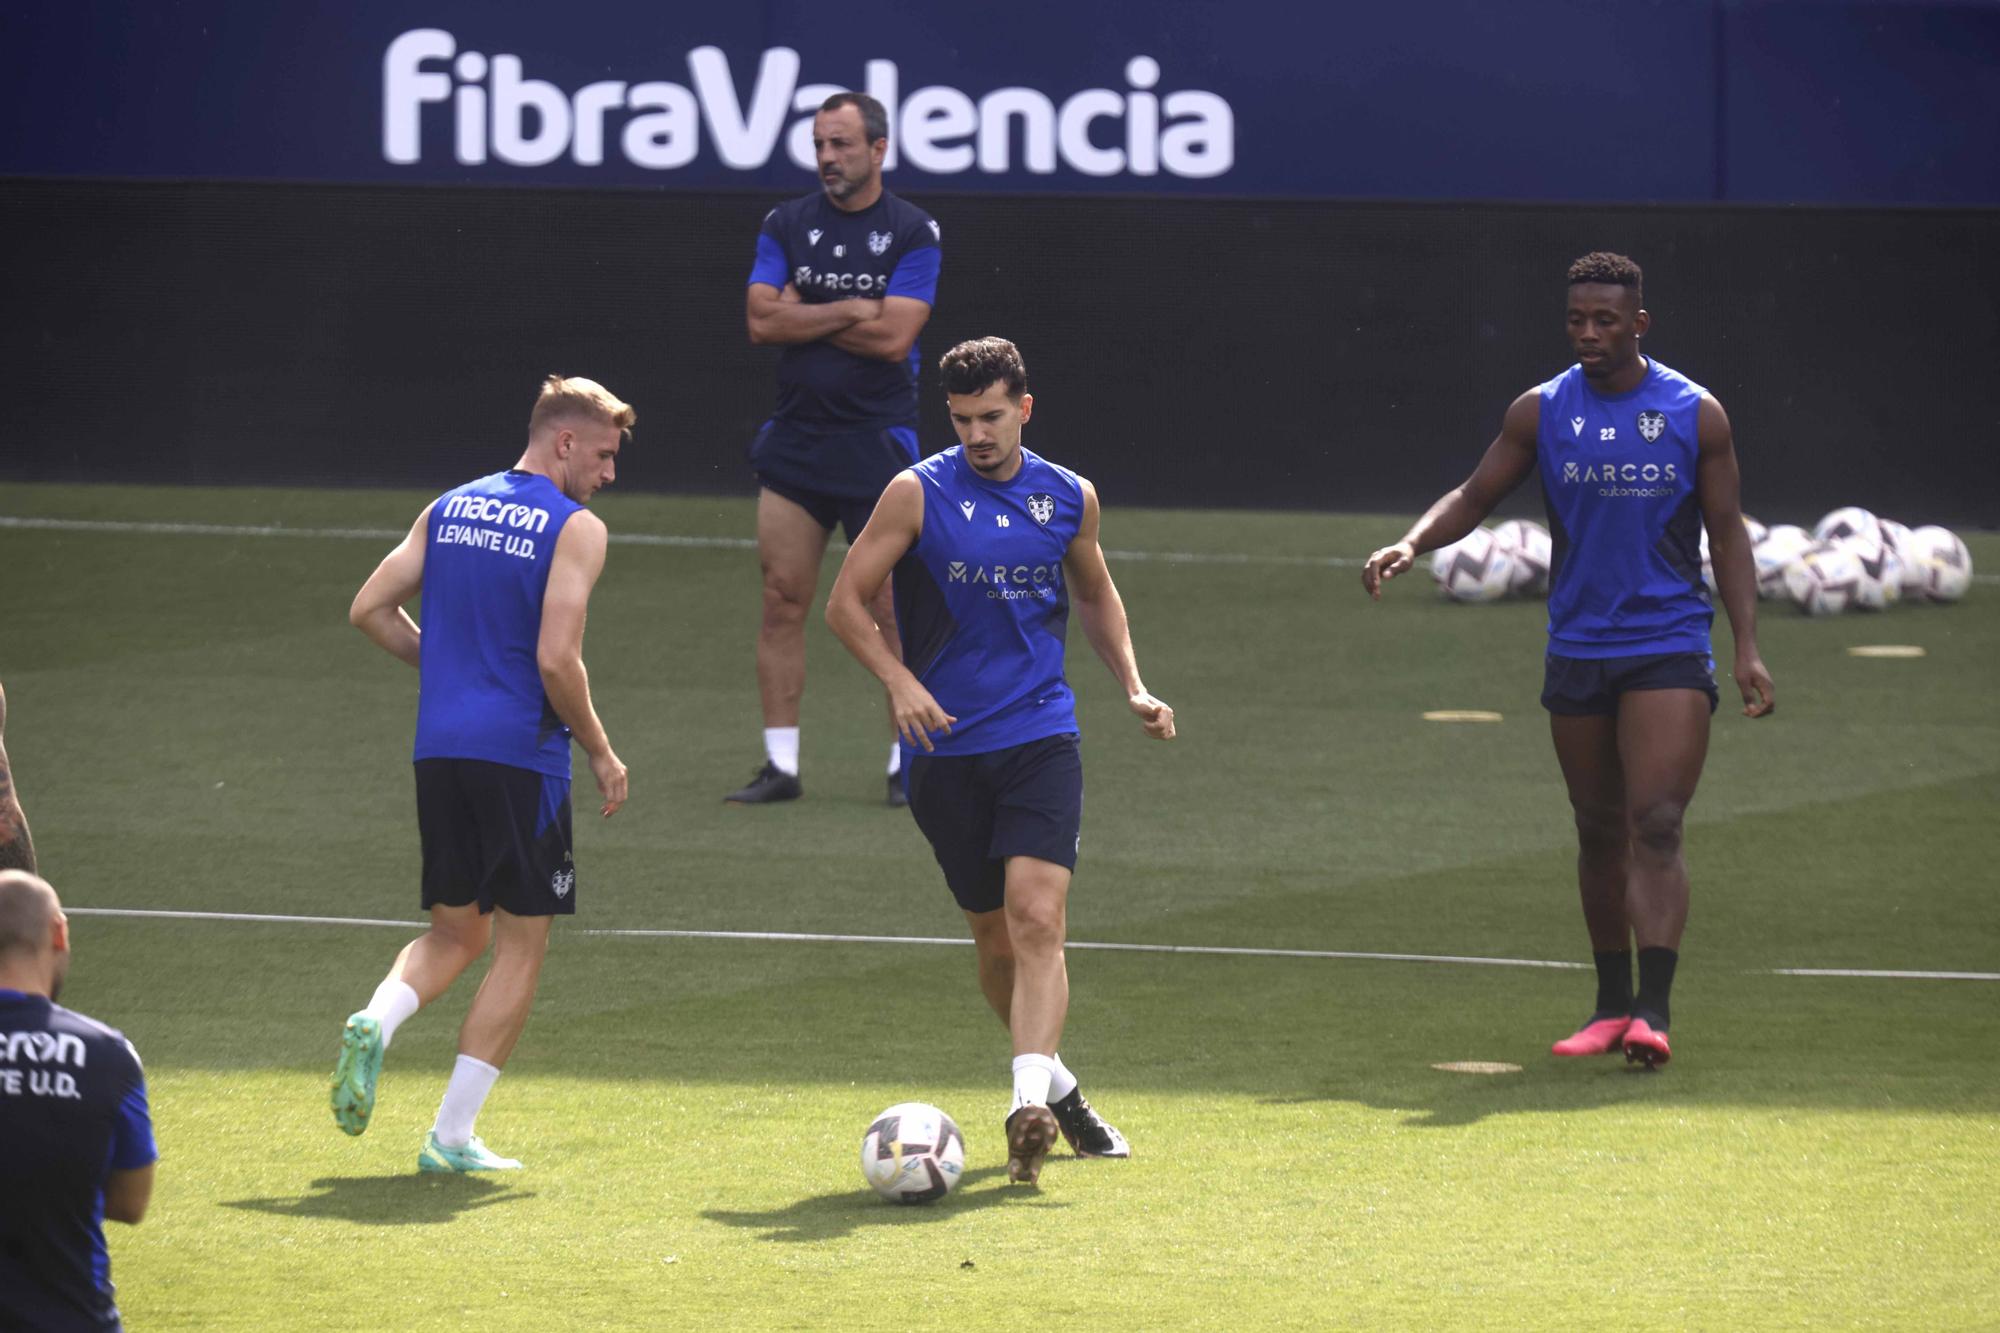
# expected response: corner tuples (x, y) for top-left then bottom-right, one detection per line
(732, 91), (942, 807)
(1362, 253), (1774, 1069)
(826, 338), (1175, 1184)
(330, 376), (632, 1171)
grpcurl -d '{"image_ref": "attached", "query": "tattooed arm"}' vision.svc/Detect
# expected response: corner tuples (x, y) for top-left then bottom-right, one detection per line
(0, 683), (35, 874)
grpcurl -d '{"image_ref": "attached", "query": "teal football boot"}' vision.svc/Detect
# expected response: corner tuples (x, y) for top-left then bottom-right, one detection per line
(418, 1132), (523, 1173)
(329, 1012), (383, 1136)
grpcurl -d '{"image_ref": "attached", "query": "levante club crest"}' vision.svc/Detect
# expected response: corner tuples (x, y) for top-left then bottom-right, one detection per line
(1027, 493), (1056, 525)
(1636, 409), (1667, 443)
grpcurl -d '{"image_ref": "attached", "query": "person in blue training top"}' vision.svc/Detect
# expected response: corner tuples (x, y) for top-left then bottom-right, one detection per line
(0, 680), (36, 872)
(732, 90), (942, 808)
(329, 375), (632, 1172)
(826, 337), (1176, 1186)
(1362, 252), (1775, 1069)
(0, 871), (157, 1333)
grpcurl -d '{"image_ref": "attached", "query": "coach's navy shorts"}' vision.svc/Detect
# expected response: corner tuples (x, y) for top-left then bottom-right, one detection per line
(415, 758), (576, 917)
(905, 733), (1083, 915)
(1541, 651), (1720, 717)
(751, 419), (919, 542)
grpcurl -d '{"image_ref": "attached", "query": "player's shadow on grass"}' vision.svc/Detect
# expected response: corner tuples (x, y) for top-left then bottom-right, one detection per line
(702, 1167), (1064, 1241)
(1267, 1058), (1681, 1129)
(224, 1174), (532, 1225)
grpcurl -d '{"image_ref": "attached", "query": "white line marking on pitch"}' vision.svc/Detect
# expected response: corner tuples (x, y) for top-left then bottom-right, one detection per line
(0, 514), (1363, 570)
(13, 513), (1999, 580)
(60, 907), (2000, 980)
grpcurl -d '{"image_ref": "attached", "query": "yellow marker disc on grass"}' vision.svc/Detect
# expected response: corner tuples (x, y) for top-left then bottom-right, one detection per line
(1846, 645), (1926, 658)
(1422, 710), (1504, 723)
(1431, 1061), (1522, 1075)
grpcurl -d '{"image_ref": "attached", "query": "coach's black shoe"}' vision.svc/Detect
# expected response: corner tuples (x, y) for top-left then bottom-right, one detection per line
(1050, 1088), (1131, 1159)
(886, 773), (909, 808)
(723, 762), (801, 804)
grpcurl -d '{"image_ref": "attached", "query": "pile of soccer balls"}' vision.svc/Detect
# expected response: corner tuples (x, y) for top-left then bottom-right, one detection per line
(1755, 508), (1973, 616)
(1427, 519), (1553, 602)
(1429, 508), (1973, 616)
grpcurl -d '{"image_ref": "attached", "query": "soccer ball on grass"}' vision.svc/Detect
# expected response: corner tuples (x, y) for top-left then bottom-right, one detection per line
(1906, 525), (1973, 603)
(1429, 528), (1515, 603)
(1783, 544), (1866, 616)
(1490, 519), (1552, 596)
(859, 1102), (965, 1204)
(1752, 525), (1814, 600)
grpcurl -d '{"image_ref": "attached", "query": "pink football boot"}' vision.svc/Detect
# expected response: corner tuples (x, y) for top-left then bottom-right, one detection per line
(1622, 1016), (1672, 1068)
(1551, 1015), (1632, 1057)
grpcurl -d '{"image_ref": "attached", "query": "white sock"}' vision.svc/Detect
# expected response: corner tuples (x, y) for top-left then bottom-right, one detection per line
(432, 1053), (501, 1148)
(1048, 1053), (1079, 1102)
(1011, 1053), (1058, 1113)
(764, 726), (800, 776)
(362, 978), (421, 1049)
(886, 743), (902, 777)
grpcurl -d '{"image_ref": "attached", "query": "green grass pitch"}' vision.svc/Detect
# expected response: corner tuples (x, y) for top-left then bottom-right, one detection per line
(2, 483), (1996, 1330)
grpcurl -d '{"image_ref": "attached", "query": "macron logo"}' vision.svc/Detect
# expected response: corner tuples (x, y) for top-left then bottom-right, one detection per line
(808, 228), (822, 246)
(1571, 416), (1585, 437)
(960, 500), (976, 521)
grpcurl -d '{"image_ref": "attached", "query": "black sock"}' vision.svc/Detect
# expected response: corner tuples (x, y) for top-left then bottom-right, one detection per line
(1634, 947), (1679, 1029)
(1591, 950), (1633, 1019)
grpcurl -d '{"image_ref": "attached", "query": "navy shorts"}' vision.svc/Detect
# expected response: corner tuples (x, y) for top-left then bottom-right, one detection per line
(751, 419), (919, 542)
(1541, 652), (1720, 717)
(415, 759), (576, 916)
(905, 734), (1083, 915)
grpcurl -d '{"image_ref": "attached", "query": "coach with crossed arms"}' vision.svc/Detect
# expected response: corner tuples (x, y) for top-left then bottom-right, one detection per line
(728, 90), (941, 807)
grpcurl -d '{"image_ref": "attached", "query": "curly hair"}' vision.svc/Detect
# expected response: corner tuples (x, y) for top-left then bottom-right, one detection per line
(938, 337), (1028, 399)
(1566, 251), (1643, 298)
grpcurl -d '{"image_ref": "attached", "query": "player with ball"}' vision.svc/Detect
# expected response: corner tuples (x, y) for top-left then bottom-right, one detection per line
(1361, 253), (1775, 1067)
(827, 337), (1174, 1184)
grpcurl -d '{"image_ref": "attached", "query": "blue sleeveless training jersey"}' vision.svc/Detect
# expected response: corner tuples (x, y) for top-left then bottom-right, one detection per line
(894, 446), (1084, 756)
(1536, 358), (1713, 658)
(414, 470), (583, 777)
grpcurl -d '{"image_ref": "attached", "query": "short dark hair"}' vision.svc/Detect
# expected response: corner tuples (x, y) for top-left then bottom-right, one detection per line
(819, 91), (889, 144)
(1567, 251), (1643, 300)
(939, 337), (1028, 399)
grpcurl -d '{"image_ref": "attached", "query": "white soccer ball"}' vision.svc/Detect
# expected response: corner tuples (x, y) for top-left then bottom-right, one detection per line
(1783, 544), (1865, 616)
(1429, 527), (1516, 603)
(1752, 525), (1815, 599)
(1906, 525), (1974, 602)
(859, 1102), (965, 1204)
(1878, 519), (1928, 599)
(1828, 531), (1901, 610)
(1813, 506), (1883, 549)
(1490, 519), (1552, 596)
(1698, 515), (1770, 593)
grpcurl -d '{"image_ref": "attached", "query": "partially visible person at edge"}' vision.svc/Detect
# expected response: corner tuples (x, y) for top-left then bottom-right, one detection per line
(0, 679), (37, 873)
(0, 870), (158, 1332)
